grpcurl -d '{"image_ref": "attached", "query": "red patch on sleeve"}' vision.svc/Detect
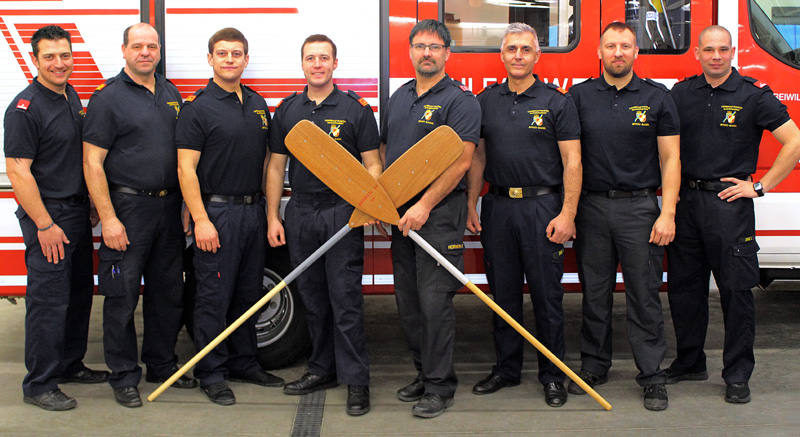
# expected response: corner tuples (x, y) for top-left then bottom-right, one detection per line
(556, 87), (567, 94)
(94, 83), (106, 92)
(357, 97), (368, 107)
(459, 85), (469, 92)
(185, 95), (196, 102)
(754, 81), (768, 89)
(16, 99), (30, 110)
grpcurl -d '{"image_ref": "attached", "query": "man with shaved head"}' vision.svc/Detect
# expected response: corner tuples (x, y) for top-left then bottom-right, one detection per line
(83, 22), (197, 408)
(666, 25), (800, 404)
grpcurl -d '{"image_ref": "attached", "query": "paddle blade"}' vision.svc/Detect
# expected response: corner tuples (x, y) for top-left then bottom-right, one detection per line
(285, 120), (400, 224)
(349, 125), (464, 227)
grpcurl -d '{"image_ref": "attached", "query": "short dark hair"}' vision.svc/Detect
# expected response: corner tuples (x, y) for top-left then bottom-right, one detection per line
(409, 19), (451, 48)
(301, 34), (337, 59)
(31, 25), (72, 57)
(602, 21), (637, 45)
(123, 23), (159, 47)
(208, 27), (249, 55)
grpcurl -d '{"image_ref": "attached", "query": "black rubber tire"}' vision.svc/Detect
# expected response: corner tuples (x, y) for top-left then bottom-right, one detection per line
(255, 267), (311, 370)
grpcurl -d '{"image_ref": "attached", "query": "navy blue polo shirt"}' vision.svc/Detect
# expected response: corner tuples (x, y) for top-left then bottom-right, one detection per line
(381, 74), (480, 191)
(478, 76), (580, 187)
(175, 79), (269, 196)
(4, 78), (86, 199)
(83, 69), (182, 190)
(570, 73), (680, 191)
(269, 85), (379, 194)
(670, 68), (790, 180)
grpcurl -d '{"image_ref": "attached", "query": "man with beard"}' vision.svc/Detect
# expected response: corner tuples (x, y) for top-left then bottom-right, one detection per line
(381, 19), (479, 418)
(567, 22), (680, 411)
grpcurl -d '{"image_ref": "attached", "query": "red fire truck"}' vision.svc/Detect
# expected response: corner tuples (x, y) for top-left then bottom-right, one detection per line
(1, 0), (798, 368)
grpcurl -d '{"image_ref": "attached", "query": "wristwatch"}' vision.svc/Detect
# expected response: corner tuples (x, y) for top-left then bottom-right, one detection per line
(753, 181), (764, 197)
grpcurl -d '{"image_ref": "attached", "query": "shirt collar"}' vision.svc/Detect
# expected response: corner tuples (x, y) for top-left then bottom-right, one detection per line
(32, 77), (68, 101)
(301, 84), (341, 106)
(409, 74), (452, 95)
(206, 78), (246, 101)
(596, 72), (642, 91)
(118, 68), (165, 89)
(499, 74), (542, 97)
(695, 67), (742, 91)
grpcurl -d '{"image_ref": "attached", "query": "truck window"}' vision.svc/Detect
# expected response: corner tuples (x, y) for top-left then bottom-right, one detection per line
(443, 0), (577, 52)
(750, 0), (800, 69)
(625, 0), (691, 54)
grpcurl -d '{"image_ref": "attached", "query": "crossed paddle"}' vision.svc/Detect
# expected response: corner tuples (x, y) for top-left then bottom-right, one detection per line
(148, 120), (611, 411)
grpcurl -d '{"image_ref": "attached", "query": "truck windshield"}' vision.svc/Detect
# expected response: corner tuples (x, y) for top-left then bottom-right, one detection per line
(750, 0), (800, 69)
(625, 0), (691, 54)
(443, 0), (577, 52)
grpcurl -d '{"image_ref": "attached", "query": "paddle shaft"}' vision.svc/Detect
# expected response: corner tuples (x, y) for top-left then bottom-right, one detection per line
(407, 230), (613, 411)
(147, 224), (353, 402)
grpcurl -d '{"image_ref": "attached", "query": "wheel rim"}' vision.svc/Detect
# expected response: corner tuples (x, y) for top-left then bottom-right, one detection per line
(255, 268), (294, 348)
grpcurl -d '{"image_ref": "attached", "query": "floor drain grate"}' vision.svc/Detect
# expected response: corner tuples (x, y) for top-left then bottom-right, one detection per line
(290, 389), (326, 437)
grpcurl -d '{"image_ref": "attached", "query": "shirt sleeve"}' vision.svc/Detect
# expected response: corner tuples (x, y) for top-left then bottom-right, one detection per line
(657, 92), (681, 137)
(446, 92), (481, 145)
(756, 87), (791, 132)
(174, 102), (207, 151)
(3, 106), (39, 159)
(82, 93), (116, 149)
(554, 94), (582, 141)
(268, 105), (290, 155)
(355, 104), (380, 153)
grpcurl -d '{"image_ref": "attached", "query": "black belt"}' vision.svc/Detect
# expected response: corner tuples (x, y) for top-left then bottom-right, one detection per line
(489, 185), (560, 199)
(585, 187), (655, 198)
(110, 184), (176, 197)
(683, 179), (736, 192)
(202, 193), (260, 205)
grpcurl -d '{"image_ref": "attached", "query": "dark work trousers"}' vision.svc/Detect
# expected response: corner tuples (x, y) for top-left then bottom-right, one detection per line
(574, 193), (667, 386)
(99, 192), (184, 389)
(667, 188), (758, 384)
(480, 192), (566, 385)
(193, 199), (266, 386)
(391, 192), (467, 398)
(19, 198), (93, 397)
(285, 193), (369, 386)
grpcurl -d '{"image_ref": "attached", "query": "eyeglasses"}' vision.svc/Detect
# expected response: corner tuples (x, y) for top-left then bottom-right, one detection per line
(411, 43), (446, 53)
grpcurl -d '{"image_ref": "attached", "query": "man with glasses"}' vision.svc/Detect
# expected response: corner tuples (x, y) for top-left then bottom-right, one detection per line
(381, 19), (480, 418)
(83, 23), (196, 408)
(466, 22), (581, 408)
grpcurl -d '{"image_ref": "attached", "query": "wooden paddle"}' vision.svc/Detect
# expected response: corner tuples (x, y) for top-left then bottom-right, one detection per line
(285, 120), (400, 225)
(286, 129), (614, 412)
(148, 123), (463, 402)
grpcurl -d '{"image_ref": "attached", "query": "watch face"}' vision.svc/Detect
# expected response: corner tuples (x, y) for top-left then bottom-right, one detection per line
(754, 182), (764, 196)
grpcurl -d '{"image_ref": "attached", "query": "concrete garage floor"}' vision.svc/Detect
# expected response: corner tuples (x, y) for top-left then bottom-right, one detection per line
(0, 284), (798, 436)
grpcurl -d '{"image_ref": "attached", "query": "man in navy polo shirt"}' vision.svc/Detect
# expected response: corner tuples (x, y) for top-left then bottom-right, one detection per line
(666, 25), (800, 404)
(465, 22), (581, 409)
(83, 23), (196, 408)
(568, 22), (680, 411)
(5, 24), (109, 412)
(266, 34), (380, 416)
(381, 19), (479, 418)
(176, 27), (284, 406)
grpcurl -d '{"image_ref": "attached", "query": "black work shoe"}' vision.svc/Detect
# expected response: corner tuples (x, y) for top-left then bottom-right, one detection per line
(113, 386), (142, 408)
(145, 367), (199, 389)
(58, 368), (110, 384)
(412, 393), (453, 418)
(230, 369), (284, 387)
(664, 367), (709, 384)
(725, 382), (751, 403)
(568, 370), (608, 395)
(346, 385), (370, 416)
(643, 383), (668, 411)
(472, 373), (520, 395)
(202, 381), (236, 406)
(283, 372), (337, 395)
(543, 382), (568, 407)
(23, 389), (77, 411)
(397, 379), (425, 402)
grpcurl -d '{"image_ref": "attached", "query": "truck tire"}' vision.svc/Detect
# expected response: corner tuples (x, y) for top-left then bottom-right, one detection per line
(256, 267), (311, 370)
